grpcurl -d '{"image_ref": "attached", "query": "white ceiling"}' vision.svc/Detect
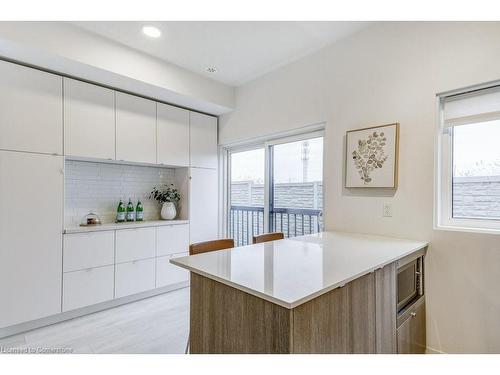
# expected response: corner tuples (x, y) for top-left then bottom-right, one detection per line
(72, 21), (371, 87)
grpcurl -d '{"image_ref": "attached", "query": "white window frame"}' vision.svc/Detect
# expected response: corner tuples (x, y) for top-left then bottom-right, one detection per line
(435, 84), (500, 235)
(219, 123), (325, 238)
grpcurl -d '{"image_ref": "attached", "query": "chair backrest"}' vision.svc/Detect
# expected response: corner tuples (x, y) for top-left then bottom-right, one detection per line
(189, 239), (235, 255)
(252, 232), (285, 244)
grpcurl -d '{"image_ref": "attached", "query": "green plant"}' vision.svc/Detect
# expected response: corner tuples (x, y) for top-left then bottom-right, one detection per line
(149, 184), (181, 204)
(352, 131), (388, 184)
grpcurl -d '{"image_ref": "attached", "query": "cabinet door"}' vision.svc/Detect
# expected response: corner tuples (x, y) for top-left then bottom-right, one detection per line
(115, 227), (156, 263)
(397, 300), (426, 354)
(156, 253), (189, 288)
(190, 167), (218, 243)
(115, 258), (156, 298)
(157, 103), (189, 166)
(64, 78), (115, 159)
(190, 112), (218, 168)
(0, 60), (62, 154)
(156, 224), (190, 257)
(0, 151), (63, 328)
(63, 231), (115, 272)
(116, 92), (156, 164)
(62, 265), (114, 312)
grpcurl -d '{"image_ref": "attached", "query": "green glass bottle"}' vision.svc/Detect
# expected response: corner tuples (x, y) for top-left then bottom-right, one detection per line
(136, 199), (144, 221)
(116, 199), (126, 223)
(126, 198), (135, 222)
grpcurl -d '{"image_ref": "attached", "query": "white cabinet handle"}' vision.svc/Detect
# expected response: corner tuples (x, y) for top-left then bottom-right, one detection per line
(410, 312), (417, 317)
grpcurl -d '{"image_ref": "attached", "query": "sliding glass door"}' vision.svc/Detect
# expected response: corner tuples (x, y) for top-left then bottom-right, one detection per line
(227, 131), (323, 246)
(269, 136), (323, 238)
(228, 147), (266, 246)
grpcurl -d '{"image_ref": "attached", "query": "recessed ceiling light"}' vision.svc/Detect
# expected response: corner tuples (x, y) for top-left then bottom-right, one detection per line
(206, 67), (217, 73)
(142, 25), (161, 38)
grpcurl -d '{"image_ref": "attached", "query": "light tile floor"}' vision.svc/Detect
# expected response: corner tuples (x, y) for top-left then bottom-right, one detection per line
(0, 287), (190, 354)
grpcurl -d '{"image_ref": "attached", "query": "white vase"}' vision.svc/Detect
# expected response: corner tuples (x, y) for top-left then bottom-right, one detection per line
(161, 202), (177, 220)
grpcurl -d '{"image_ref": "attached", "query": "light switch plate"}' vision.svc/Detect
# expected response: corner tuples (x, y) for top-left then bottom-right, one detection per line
(383, 203), (392, 217)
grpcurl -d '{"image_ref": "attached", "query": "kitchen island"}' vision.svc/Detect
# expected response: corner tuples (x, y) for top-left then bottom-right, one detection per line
(171, 231), (428, 354)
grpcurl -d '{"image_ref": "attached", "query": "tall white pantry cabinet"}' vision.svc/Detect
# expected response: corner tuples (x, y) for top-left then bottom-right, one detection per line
(0, 59), (219, 332)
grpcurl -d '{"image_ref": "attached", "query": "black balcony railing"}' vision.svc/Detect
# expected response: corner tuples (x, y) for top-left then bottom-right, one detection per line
(229, 205), (322, 246)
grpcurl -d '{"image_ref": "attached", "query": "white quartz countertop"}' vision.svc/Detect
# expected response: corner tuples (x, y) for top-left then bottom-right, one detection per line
(64, 219), (189, 234)
(170, 231), (428, 309)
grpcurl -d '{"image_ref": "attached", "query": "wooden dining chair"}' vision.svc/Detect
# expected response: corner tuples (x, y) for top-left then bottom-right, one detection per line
(252, 232), (284, 244)
(186, 238), (235, 353)
(189, 238), (235, 255)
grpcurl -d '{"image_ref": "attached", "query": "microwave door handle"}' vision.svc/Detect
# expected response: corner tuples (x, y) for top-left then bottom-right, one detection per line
(416, 259), (423, 295)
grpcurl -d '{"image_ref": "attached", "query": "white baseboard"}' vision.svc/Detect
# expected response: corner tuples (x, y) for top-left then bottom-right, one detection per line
(426, 346), (446, 354)
(0, 282), (189, 339)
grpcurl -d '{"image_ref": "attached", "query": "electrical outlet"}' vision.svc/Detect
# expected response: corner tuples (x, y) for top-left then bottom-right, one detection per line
(383, 203), (392, 217)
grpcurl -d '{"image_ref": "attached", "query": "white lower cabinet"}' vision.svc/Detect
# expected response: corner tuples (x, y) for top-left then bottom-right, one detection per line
(156, 224), (190, 257)
(156, 252), (189, 288)
(116, 227), (156, 263)
(63, 231), (115, 272)
(63, 265), (114, 312)
(115, 258), (156, 298)
(57, 225), (190, 314)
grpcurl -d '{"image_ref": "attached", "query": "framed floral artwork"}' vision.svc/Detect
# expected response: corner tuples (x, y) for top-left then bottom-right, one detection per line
(345, 122), (399, 188)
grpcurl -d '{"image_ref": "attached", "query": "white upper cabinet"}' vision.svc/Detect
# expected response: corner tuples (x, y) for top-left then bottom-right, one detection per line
(0, 60), (62, 155)
(0, 151), (63, 328)
(116, 92), (156, 164)
(190, 112), (218, 169)
(63, 78), (115, 159)
(157, 103), (190, 167)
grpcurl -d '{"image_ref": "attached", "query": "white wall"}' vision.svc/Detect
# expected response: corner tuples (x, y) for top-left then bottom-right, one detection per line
(0, 22), (234, 114)
(220, 22), (500, 353)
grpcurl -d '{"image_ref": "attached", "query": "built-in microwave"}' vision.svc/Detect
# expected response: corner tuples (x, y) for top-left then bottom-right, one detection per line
(397, 255), (424, 312)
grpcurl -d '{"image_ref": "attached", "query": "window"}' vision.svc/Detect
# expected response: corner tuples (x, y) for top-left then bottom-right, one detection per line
(437, 85), (500, 233)
(224, 129), (324, 246)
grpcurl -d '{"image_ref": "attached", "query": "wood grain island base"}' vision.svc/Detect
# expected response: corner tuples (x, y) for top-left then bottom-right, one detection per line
(190, 266), (393, 354)
(171, 232), (428, 354)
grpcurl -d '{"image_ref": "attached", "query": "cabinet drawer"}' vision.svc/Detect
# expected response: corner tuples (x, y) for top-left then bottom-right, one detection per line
(397, 299), (426, 354)
(156, 224), (189, 257)
(62, 265), (114, 312)
(63, 231), (115, 272)
(115, 227), (156, 263)
(156, 252), (189, 288)
(115, 258), (155, 298)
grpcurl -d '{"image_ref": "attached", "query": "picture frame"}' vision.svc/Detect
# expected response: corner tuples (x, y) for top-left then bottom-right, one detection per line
(345, 122), (399, 188)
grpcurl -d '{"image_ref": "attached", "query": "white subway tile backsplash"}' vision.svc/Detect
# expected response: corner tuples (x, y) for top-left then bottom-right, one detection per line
(65, 160), (176, 227)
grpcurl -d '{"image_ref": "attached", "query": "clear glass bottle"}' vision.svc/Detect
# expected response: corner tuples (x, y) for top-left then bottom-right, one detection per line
(136, 199), (144, 221)
(126, 198), (135, 222)
(116, 199), (126, 223)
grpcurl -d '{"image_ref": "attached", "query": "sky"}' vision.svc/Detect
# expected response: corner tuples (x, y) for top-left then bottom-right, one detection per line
(230, 137), (324, 184)
(453, 120), (500, 177)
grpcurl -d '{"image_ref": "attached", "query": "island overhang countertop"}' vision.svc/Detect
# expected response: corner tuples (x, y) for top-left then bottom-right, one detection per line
(170, 231), (428, 309)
